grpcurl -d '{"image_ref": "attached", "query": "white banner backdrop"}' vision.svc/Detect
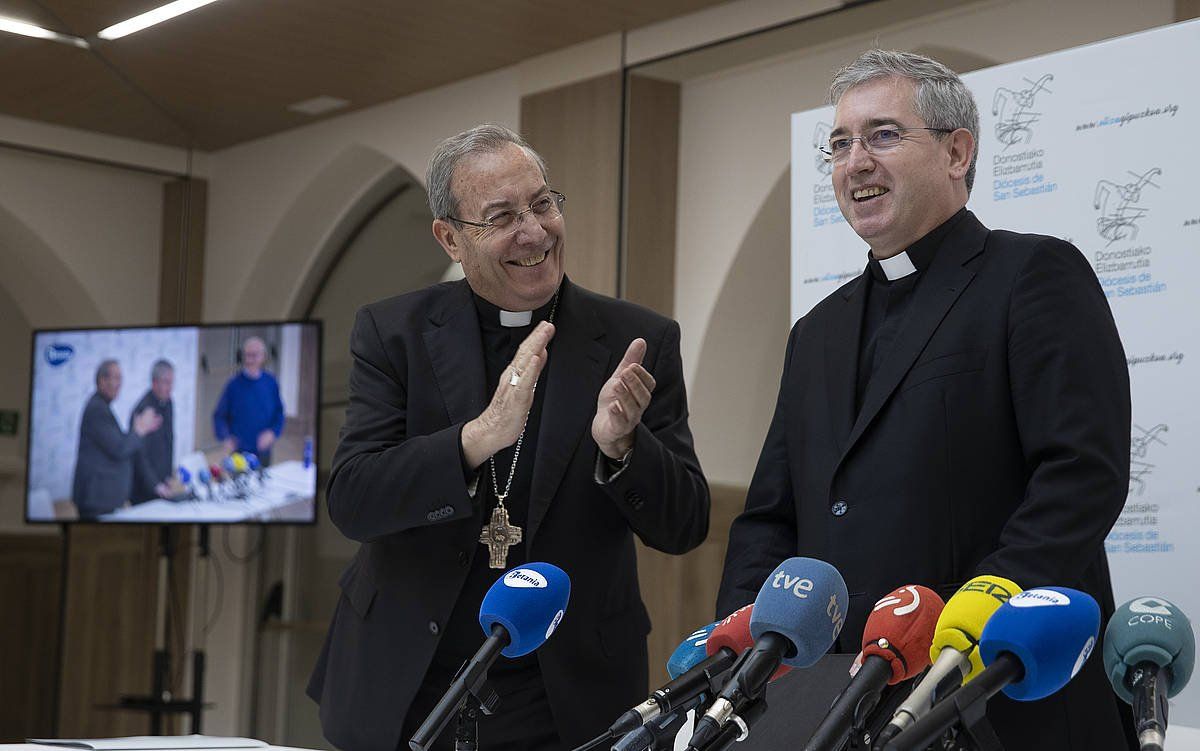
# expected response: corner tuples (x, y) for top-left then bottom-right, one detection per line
(791, 19), (1199, 726)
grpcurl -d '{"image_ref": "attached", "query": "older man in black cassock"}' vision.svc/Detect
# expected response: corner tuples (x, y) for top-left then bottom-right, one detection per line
(130, 359), (175, 503)
(307, 124), (710, 751)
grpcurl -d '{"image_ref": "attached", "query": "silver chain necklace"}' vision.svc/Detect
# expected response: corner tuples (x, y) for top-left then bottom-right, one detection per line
(480, 290), (559, 568)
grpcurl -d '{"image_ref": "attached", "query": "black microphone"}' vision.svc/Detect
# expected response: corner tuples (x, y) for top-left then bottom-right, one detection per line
(686, 558), (849, 751)
(409, 564), (570, 751)
(804, 585), (945, 751)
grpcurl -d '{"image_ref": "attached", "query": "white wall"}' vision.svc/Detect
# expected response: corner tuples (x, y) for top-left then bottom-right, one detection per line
(673, 0), (1176, 486)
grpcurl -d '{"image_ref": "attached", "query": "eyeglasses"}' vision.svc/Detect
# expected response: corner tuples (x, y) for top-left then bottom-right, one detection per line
(446, 190), (566, 235)
(818, 127), (953, 164)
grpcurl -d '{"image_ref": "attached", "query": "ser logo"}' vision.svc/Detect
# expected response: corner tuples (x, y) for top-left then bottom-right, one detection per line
(772, 571), (814, 599)
(960, 579), (1016, 604)
(45, 343), (74, 367)
(874, 585), (921, 616)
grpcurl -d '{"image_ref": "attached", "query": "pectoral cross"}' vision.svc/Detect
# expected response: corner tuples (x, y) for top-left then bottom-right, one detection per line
(480, 504), (523, 569)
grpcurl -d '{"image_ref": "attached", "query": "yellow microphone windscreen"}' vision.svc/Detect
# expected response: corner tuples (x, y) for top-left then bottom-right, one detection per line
(930, 575), (1022, 680)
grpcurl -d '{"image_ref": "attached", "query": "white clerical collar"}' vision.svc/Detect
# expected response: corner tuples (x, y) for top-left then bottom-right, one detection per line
(878, 251), (918, 281)
(499, 309), (533, 327)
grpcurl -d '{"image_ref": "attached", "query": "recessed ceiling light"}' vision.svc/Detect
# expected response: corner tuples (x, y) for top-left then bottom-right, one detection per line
(0, 15), (88, 47)
(97, 0), (223, 41)
(287, 96), (351, 116)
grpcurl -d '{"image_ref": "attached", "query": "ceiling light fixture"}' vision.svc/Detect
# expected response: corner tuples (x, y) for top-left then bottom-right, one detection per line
(0, 15), (89, 47)
(97, 0), (223, 40)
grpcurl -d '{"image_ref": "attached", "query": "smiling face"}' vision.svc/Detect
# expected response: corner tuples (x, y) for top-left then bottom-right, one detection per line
(831, 76), (970, 258)
(432, 142), (564, 311)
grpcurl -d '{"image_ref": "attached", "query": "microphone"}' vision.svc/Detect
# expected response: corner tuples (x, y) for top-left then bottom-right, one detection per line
(705, 604), (792, 681)
(599, 621), (727, 743)
(409, 563), (570, 751)
(805, 585), (945, 751)
(687, 557), (849, 751)
(883, 587), (1100, 751)
(872, 575), (1020, 749)
(608, 622), (721, 751)
(1103, 596), (1195, 751)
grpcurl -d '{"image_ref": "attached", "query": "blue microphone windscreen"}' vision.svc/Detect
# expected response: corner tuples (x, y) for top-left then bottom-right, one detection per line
(479, 562), (570, 658)
(979, 587), (1100, 701)
(668, 622), (719, 679)
(750, 557), (849, 667)
(178, 467), (191, 484)
(1103, 596), (1195, 703)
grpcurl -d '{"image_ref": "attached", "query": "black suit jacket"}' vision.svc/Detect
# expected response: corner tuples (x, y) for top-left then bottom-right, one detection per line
(717, 212), (1135, 749)
(307, 278), (710, 751)
(72, 392), (143, 518)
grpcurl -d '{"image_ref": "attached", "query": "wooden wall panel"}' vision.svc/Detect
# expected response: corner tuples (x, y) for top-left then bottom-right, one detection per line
(159, 178), (208, 324)
(520, 73), (622, 297)
(638, 483), (745, 683)
(55, 526), (195, 736)
(623, 75), (681, 316)
(0, 534), (63, 742)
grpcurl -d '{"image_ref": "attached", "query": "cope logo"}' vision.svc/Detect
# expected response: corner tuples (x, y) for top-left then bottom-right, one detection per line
(772, 571), (815, 599)
(1009, 589), (1071, 608)
(960, 579), (1016, 604)
(874, 586), (921, 616)
(45, 343), (74, 367)
(545, 609), (564, 640)
(1128, 597), (1175, 629)
(503, 569), (547, 589)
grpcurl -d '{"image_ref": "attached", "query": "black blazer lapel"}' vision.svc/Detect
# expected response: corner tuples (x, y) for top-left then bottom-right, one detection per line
(422, 280), (488, 427)
(837, 214), (990, 468)
(527, 281), (609, 548)
(824, 274), (869, 452)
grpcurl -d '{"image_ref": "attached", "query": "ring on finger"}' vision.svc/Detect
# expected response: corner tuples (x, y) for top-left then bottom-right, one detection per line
(509, 367), (523, 387)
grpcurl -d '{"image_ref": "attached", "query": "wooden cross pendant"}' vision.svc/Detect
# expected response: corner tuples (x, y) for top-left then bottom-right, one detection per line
(480, 504), (523, 569)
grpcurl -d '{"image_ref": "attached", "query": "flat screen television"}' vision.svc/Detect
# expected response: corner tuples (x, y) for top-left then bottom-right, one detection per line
(25, 321), (321, 524)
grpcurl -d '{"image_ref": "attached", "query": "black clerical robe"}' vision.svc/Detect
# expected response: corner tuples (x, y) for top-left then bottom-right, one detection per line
(717, 210), (1135, 749)
(130, 390), (174, 503)
(308, 277), (710, 751)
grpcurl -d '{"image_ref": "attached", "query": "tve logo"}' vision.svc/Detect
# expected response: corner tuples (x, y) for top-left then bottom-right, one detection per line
(45, 343), (74, 367)
(503, 569), (547, 588)
(772, 571), (814, 599)
(827, 594), (845, 638)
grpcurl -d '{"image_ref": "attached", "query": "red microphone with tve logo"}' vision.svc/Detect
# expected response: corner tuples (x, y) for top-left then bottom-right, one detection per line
(804, 585), (946, 751)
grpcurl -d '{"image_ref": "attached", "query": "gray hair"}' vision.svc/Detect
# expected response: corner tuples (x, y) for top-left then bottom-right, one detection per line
(426, 123), (549, 221)
(95, 359), (119, 385)
(151, 359), (174, 382)
(829, 49), (980, 193)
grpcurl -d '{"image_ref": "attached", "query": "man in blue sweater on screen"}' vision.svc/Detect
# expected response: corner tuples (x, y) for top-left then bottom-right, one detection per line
(213, 336), (285, 465)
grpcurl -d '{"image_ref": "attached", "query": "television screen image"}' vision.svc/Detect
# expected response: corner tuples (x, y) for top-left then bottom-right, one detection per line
(25, 321), (321, 524)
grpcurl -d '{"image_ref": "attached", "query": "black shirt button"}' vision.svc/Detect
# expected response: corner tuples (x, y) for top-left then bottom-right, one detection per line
(625, 491), (644, 510)
(458, 550), (469, 566)
(428, 621), (440, 635)
(831, 500), (849, 517)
